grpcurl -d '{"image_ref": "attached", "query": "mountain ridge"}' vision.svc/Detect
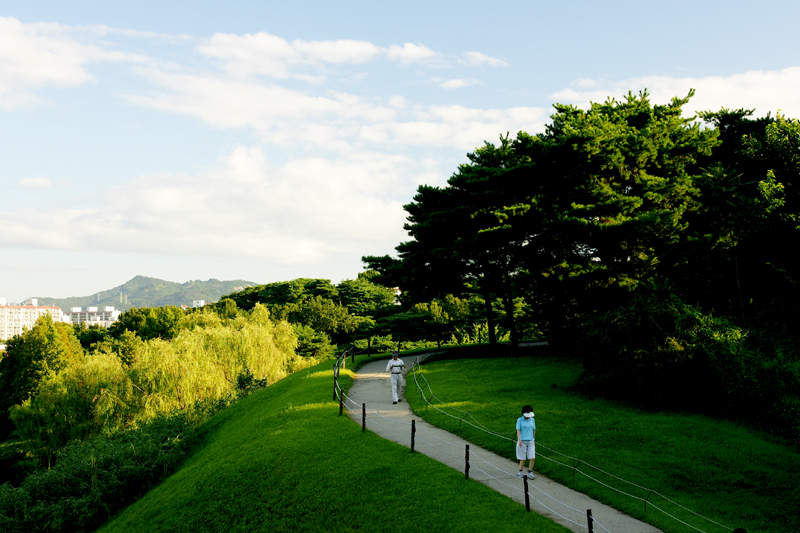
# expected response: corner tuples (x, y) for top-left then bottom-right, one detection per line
(34, 275), (259, 312)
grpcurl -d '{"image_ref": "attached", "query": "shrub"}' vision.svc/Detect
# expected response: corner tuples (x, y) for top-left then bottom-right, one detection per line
(0, 412), (196, 533)
(579, 283), (800, 444)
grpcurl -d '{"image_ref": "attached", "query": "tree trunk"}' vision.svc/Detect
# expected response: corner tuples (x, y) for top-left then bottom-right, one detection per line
(481, 284), (497, 345)
(734, 243), (745, 319)
(501, 276), (519, 355)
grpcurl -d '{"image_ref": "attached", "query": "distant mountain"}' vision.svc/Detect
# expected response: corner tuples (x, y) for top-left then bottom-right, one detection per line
(34, 275), (260, 312)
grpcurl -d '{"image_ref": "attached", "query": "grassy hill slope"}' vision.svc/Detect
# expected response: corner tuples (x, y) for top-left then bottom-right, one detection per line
(98, 357), (570, 533)
(35, 276), (258, 312)
(405, 352), (800, 533)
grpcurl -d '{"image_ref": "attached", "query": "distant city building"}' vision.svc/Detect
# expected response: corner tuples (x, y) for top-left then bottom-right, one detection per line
(192, 300), (205, 308)
(0, 300), (64, 341)
(66, 306), (121, 328)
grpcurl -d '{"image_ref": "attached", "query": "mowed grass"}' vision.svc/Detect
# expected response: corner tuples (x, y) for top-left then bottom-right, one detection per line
(97, 356), (571, 533)
(404, 352), (800, 533)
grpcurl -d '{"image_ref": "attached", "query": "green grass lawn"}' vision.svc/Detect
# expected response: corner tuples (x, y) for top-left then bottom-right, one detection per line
(404, 352), (800, 533)
(97, 356), (571, 533)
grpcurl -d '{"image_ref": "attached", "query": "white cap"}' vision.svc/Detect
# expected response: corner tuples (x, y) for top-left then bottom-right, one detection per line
(523, 411), (534, 418)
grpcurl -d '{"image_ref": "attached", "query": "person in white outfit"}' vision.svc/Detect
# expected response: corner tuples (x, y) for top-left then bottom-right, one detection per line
(385, 351), (405, 404)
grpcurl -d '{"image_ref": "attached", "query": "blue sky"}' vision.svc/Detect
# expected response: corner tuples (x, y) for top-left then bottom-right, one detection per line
(2, 1), (800, 302)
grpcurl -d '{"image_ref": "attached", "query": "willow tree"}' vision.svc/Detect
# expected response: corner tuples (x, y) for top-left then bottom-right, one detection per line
(9, 304), (303, 463)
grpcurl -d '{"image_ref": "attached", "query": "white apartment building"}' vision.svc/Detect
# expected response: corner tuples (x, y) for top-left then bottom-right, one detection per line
(0, 299), (64, 341)
(66, 306), (121, 328)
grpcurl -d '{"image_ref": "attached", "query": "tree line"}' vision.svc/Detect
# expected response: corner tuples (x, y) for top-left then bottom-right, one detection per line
(363, 90), (800, 444)
(0, 270), (500, 482)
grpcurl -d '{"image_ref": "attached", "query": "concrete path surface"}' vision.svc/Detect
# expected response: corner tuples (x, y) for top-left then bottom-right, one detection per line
(345, 356), (662, 533)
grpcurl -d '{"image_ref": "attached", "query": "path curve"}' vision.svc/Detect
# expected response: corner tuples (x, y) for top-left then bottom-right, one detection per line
(345, 356), (662, 533)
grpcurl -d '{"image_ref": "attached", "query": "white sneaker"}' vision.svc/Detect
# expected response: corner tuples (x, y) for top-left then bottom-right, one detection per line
(517, 471), (524, 478)
(527, 472), (536, 480)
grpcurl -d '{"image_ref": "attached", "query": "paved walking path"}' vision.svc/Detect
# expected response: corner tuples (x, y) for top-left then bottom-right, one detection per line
(345, 356), (662, 533)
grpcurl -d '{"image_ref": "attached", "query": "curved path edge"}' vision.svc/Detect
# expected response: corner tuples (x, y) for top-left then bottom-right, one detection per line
(345, 355), (663, 533)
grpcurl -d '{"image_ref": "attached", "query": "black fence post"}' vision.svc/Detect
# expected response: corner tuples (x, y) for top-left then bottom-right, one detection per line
(645, 489), (652, 513)
(523, 475), (530, 512)
(362, 403), (366, 432)
(339, 391), (344, 416)
(465, 444), (470, 480)
(587, 509), (594, 533)
(411, 420), (416, 453)
(333, 367), (338, 401)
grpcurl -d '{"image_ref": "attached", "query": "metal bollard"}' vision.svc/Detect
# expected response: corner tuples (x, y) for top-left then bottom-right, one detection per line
(587, 509), (594, 532)
(411, 420), (416, 453)
(465, 445), (470, 480)
(362, 403), (366, 432)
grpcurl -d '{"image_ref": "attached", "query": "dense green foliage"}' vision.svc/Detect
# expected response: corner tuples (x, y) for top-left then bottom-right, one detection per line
(224, 275), (395, 350)
(94, 357), (570, 533)
(0, 364), (274, 533)
(367, 90), (800, 442)
(0, 413), (197, 533)
(0, 299), (316, 531)
(406, 354), (800, 533)
(0, 316), (84, 441)
(34, 275), (257, 313)
(0, 273), (438, 529)
(11, 307), (301, 463)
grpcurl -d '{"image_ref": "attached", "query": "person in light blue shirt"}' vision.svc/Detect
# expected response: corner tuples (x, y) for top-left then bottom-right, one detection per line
(515, 405), (536, 479)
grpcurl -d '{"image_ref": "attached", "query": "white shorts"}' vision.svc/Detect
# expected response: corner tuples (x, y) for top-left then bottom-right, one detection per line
(516, 440), (535, 461)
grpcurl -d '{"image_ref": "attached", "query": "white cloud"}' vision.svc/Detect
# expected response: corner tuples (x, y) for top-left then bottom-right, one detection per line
(550, 66), (800, 118)
(196, 33), (507, 79)
(386, 43), (438, 64)
(0, 22), (551, 267)
(198, 32), (388, 81)
(125, 65), (547, 152)
(17, 177), (52, 189)
(0, 146), (418, 263)
(461, 51), (509, 67)
(440, 78), (481, 89)
(0, 16), (147, 109)
(292, 38), (383, 64)
(358, 105), (548, 151)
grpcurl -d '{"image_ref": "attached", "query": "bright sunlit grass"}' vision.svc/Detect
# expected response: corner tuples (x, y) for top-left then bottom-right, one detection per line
(97, 355), (571, 533)
(405, 352), (800, 533)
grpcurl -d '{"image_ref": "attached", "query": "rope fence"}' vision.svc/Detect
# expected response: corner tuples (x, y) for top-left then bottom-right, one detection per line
(332, 351), (604, 533)
(408, 353), (740, 533)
